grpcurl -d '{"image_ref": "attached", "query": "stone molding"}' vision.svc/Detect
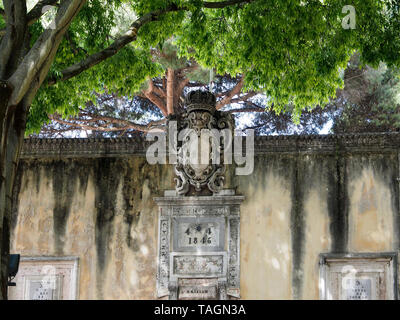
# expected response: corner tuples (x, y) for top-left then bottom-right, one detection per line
(21, 133), (400, 159)
(155, 194), (243, 300)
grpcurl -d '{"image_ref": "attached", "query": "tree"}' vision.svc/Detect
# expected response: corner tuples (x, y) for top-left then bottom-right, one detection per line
(241, 56), (400, 135)
(332, 57), (400, 133)
(35, 41), (265, 137)
(35, 54), (400, 137)
(1, 0), (400, 299)
(34, 41), (266, 137)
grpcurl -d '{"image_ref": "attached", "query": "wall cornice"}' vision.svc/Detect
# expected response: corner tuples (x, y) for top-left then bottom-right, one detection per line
(20, 133), (400, 159)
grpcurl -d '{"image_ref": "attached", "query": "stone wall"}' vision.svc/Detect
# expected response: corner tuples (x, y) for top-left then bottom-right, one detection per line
(9, 133), (400, 299)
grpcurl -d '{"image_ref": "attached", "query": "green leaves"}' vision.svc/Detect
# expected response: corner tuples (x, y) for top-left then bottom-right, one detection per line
(26, 0), (400, 132)
(27, 45), (163, 134)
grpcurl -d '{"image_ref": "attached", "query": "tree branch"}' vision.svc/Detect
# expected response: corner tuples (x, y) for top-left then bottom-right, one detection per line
(46, 0), (254, 86)
(48, 112), (166, 133)
(203, 0), (254, 9)
(143, 78), (168, 116)
(8, 0), (86, 106)
(227, 107), (265, 113)
(0, 0), (27, 79)
(46, 4), (182, 85)
(167, 68), (174, 114)
(216, 75), (245, 109)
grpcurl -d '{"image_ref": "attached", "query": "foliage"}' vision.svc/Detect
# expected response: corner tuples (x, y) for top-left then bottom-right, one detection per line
(21, 0), (400, 134)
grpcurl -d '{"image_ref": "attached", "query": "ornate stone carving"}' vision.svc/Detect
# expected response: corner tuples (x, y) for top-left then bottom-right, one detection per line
(172, 91), (234, 195)
(171, 254), (225, 277)
(228, 217), (240, 292)
(156, 218), (170, 297)
(154, 195), (244, 300)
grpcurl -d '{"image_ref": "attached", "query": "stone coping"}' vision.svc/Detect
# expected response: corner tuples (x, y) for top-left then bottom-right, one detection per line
(20, 133), (400, 159)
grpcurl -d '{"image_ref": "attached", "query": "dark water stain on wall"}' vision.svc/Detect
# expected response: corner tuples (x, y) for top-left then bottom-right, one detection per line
(326, 154), (349, 253)
(121, 159), (169, 251)
(11, 162), (24, 233)
(346, 153), (399, 249)
(243, 153), (348, 299)
(122, 162), (141, 251)
(290, 155), (307, 300)
(51, 160), (78, 255)
(93, 158), (122, 299)
(372, 154), (400, 250)
(391, 154), (400, 250)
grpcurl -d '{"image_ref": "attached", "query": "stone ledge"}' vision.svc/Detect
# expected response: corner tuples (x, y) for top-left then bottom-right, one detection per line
(20, 133), (400, 159)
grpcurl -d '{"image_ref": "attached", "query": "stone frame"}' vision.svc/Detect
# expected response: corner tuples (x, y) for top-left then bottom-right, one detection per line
(8, 256), (79, 300)
(155, 191), (243, 300)
(319, 252), (398, 300)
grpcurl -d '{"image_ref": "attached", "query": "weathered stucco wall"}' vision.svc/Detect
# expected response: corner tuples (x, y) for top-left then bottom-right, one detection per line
(11, 157), (174, 299)
(238, 152), (399, 299)
(10, 135), (400, 299)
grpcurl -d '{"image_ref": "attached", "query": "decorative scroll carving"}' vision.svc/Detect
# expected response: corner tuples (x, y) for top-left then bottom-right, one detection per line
(156, 219), (170, 297)
(172, 205), (229, 216)
(173, 91), (234, 195)
(172, 255), (224, 276)
(228, 217), (240, 294)
(218, 279), (227, 300)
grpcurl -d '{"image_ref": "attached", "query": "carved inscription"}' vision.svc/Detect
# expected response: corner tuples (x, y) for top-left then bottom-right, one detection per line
(173, 217), (225, 252)
(172, 206), (228, 216)
(345, 279), (372, 300)
(178, 278), (218, 300)
(178, 222), (219, 247)
(173, 255), (224, 276)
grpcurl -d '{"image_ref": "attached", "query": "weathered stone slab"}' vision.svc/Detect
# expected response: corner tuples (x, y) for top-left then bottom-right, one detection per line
(155, 194), (243, 299)
(178, 278), (218, 300)
(171, 254), (225, 277)
(173, 217), (225, 252)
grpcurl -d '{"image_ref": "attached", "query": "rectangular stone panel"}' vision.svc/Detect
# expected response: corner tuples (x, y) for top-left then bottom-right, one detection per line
(343, 278), (372, 300)
(319, 253), (397, 300)
(171, 253), (226, 277)
(178, 278), (218, 300)
(172, 217), (225, 252)
(8, 256), (79, 300)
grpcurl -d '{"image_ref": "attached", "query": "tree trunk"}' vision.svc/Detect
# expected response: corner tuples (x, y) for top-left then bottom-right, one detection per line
(0, 83), (27, 299)
(167, 68), (175, 115)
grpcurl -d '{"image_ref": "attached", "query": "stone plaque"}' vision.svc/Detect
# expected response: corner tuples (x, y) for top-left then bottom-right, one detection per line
(24, 275), (62, 300)
(172, 254), (225, 277)
(319, 253), (397, 300)
(154, 194), (244, 299)
(173, 217), (225, 252)
(178, 278), (218, 300)
(344, 278), (372, 300)
(8, 257), (79, 300)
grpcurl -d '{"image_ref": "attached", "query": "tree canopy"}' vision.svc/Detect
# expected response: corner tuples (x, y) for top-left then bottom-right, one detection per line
(16, 0), (400, 134)
(35, 53), (400, 137)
